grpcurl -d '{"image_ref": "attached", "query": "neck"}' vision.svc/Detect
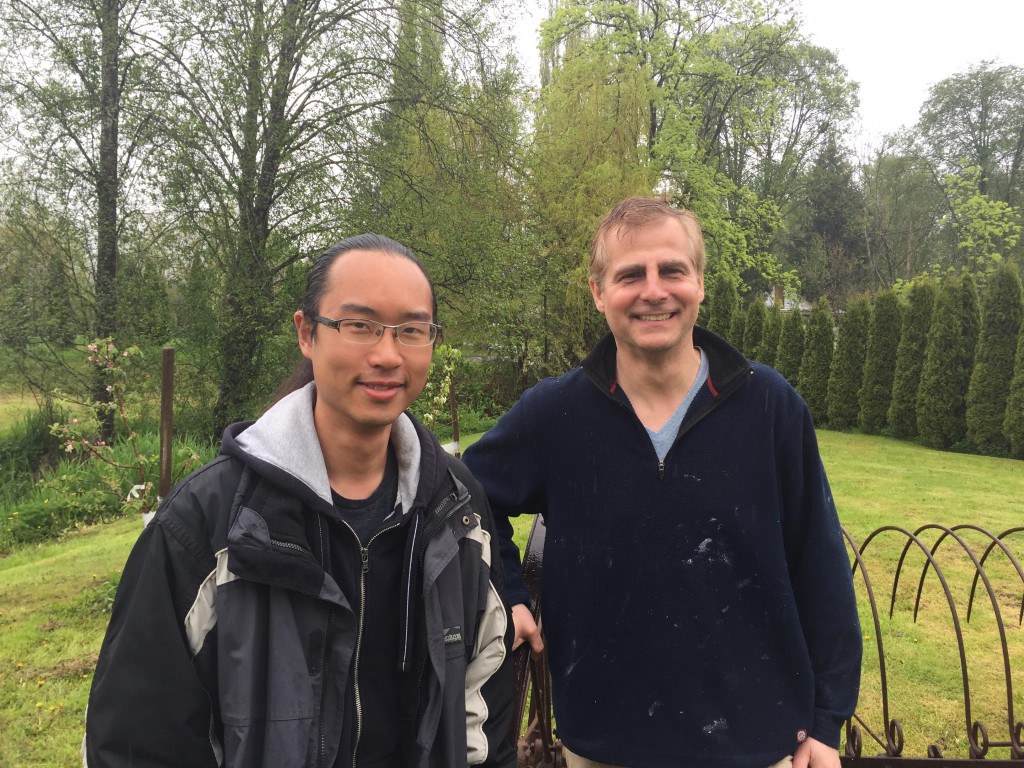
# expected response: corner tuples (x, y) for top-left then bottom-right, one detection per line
(615, 343), (702, 431)
(313, 409), (393, 500)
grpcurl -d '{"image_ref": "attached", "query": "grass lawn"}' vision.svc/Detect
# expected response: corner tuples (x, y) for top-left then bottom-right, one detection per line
(1, 429), (1022, 764)
(0, 392), (38, 435)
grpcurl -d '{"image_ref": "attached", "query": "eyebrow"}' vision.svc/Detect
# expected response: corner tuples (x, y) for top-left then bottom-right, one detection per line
(336, 303), (433, 322)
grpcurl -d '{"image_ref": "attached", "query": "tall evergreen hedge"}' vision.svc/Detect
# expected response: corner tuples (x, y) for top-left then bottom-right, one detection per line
(859, 289), (902, 434)
(888, 279), (938, 439)
(707, 272), (738, 342)
(730, 305), (747, 351)
(826, 296), (870, 429)
(742, 300), (766, 359)
(967, 263), (1023, 454)
(1004, 324), (1024, 458)
(916, 274), (980, 449)
(799, 298), (835, 424)
(775, 309), (805, 387)
(756, 301), (782, 367)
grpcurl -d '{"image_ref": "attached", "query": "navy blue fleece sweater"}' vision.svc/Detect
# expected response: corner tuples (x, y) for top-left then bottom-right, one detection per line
(463, 328), (861, 768)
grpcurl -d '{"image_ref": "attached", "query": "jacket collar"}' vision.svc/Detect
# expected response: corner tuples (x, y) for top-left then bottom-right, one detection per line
(581, 326), (752, 401)
(222, 382), (427, 516)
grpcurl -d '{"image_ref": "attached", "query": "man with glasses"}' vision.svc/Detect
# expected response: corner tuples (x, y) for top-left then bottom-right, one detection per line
(85, 234), (516, 768)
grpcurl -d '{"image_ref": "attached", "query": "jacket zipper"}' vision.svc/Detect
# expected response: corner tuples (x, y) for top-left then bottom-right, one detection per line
(348, 520), (401, 768)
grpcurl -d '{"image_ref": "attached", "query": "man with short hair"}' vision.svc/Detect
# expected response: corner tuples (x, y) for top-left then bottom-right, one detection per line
(85, 234), (516, 768)
(464, 198), (861, 768)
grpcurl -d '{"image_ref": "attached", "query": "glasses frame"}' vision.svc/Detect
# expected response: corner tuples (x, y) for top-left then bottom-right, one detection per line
(311, 315), (442, 347)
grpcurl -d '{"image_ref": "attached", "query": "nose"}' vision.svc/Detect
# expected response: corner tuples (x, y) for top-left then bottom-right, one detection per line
(367, 328), (404, 366)
(638, 268), (668, 302)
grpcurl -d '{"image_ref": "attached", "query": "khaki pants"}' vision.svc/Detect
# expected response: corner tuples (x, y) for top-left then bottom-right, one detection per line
(562, 745), (793, 768)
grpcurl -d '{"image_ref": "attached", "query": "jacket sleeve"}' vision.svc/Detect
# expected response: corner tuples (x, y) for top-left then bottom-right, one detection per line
(780, 402), (863, 749)
(450, 459), (517, 768)
(84, 510), (222, 768)
(462, 393), (547, 609)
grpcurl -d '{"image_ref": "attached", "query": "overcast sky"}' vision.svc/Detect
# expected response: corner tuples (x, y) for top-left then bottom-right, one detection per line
(511, 0), (1024, 150)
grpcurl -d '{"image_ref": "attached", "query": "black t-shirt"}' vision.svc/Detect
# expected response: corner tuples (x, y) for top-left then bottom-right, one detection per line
(331, 444), (399, 545)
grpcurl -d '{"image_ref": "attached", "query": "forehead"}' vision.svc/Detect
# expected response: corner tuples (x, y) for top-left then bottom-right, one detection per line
(322, 249), (432, 313)
(605, 218), (694, 267)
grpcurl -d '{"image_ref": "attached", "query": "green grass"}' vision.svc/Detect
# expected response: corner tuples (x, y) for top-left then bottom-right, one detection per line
(1, 429), (1022, 764)
(0, 392), (37, 436)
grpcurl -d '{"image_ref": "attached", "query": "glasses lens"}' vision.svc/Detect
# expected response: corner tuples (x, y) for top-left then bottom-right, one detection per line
(396, 322), (436, 346)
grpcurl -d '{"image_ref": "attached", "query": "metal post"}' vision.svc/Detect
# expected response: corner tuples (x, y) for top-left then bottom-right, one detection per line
(159, 346), (175, 498)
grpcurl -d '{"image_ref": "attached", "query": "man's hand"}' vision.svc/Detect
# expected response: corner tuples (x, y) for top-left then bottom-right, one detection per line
(792, 736), (840, 768)
(511, 603), (544, 654)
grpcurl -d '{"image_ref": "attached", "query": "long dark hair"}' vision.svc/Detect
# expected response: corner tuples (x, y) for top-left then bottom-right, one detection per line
(274, 234), (437, 402)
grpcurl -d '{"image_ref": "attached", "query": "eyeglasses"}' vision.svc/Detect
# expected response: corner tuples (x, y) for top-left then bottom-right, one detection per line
(312, 316), (442, 347)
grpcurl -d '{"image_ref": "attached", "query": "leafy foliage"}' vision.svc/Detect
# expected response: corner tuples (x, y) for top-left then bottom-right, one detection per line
(742, 300), (766, 359)
(1004, 324), (1024, 458)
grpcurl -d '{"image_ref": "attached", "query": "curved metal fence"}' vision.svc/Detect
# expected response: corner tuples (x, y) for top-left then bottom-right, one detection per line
(511, 521), (1024, 767)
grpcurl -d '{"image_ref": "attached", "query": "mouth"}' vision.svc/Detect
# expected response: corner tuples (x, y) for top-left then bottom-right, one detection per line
(359, 381), (404, 400)
(634, 312), (676, 322)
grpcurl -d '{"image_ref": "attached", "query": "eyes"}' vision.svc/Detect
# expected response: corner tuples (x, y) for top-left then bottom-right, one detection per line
(614, 263), (693, 283)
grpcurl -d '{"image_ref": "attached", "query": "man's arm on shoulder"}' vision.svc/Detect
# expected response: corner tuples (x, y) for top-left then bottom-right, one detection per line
(85, 517), (221, 767)
(463, 399), (547, 653)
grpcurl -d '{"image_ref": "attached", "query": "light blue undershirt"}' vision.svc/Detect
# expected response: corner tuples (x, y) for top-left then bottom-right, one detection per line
(646, 348), (708, 461)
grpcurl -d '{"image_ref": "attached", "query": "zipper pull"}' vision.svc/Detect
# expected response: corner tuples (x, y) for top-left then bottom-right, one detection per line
(361, 547), (369, 575)
(658, 460), (665, 480)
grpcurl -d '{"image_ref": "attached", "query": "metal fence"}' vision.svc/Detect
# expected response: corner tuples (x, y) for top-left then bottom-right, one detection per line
(511, 520), (1024, 767)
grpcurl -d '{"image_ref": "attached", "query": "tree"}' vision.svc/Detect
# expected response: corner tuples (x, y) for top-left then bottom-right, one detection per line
(1004, 324), (1024, 458)
(2, 0), (157, 434)
(917, 274), (980, 449)
(858, 289), (901, 434)
(742, 300), (766, 360)
(799, 298), (834, 424)
(966, 262), (1023, 454)
(940, 167), (1023, 273)
(730, 304), (747, 352)
(784, 135), (867, 307)
(151, 0), (512, 428)
(755, 300), (783, 367)
(917, 61), (1024, 205)
(860, 135), (946, 284)
(825, 296), (869, 429)
(888, 278), (938, 439)
(775, 307), (804, 386)
(706, 272), (739, 342)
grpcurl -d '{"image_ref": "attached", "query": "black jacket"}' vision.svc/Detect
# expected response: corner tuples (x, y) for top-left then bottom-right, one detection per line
(85, 384), (516, 768)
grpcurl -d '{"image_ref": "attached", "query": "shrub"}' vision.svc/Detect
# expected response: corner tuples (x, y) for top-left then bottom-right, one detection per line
(1005, 324), (1024, 458)
(742, 300), (766, 359)
(755, 301), (782, 368)
(889, 279), (937, 438)
(917, 275), (980, 450)
(827, 296), (871, 430)
(859, 290), (902, 434)
(707, 272), (738, 343)
(775, 309), (805, 387)
(966, 262), (1023, 455)
(799, 298), (834, 424)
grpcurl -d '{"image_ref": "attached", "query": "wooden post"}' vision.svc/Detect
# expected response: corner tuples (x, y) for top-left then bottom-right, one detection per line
(159, 346), (175, 498)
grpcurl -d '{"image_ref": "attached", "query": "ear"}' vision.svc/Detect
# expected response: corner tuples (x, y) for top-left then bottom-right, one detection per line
(589, 278), (606, 314)
(295, 310), (314, 359)
(696, 272), (705, 304)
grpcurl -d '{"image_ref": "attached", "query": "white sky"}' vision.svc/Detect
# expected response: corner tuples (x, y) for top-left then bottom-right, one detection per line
(510, 0), (1024, 151)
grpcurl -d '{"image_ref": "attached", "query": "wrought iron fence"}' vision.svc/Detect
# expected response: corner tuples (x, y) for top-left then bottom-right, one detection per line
(511, 520), (1024, 767)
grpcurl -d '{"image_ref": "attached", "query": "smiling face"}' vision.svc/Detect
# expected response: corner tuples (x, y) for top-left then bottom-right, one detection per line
(589, 216), (705, 363)
(295, 248), (434, 440)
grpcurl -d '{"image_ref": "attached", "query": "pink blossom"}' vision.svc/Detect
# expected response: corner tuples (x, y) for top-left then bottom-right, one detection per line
(87, 344), (98, 352)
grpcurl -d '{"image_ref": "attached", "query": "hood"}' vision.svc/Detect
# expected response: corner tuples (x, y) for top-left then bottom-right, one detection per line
(220, 382), (431, 517)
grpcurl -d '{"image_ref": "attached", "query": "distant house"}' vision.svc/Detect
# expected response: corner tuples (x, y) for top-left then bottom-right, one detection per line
(766, 286), (812, 316)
